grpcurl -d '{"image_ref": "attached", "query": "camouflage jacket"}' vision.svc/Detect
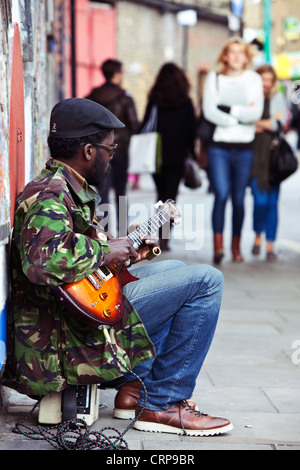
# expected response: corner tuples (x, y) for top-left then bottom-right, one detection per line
(2, 159), (154, 396)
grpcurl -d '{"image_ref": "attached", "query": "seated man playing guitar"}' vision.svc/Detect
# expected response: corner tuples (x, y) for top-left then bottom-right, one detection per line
(3, 98), (232, 436)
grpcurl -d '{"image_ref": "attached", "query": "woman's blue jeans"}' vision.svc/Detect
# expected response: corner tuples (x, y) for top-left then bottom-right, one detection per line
(121, 260), (224, 411)
(208, 145), (253, 236)
(251, 177), (280, 242)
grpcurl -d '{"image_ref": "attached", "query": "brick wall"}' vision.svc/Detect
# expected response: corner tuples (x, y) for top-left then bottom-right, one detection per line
(116, 2), (229, 119)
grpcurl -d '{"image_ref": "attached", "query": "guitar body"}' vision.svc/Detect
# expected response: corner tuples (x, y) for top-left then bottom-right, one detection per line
(54, 265), (138, 329)
(54, 200), (180, 329)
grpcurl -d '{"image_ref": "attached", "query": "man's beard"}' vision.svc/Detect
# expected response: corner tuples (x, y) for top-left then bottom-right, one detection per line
(95, 164), (111, 195)
(87, 154), (111, 194)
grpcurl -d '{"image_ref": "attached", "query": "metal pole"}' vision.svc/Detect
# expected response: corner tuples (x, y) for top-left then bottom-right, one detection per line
(263, 0), (271, 63)
(71, 0), (76, 97)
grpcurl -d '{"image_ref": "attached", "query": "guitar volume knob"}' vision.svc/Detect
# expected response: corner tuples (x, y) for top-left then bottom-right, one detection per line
(103, 309), (111, 317)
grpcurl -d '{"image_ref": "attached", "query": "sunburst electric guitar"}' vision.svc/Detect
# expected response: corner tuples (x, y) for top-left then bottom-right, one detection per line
(53, 200), (180, 329)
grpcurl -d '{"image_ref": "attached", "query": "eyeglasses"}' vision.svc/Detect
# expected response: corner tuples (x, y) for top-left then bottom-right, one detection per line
(93, 143), (118, 160)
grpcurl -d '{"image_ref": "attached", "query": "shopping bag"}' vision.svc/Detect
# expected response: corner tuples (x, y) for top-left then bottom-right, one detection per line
(128, 132), (159, 174)
(128, 105), (162, 174)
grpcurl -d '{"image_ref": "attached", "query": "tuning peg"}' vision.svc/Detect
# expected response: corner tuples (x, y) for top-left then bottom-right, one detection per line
(154, 200), (163, 209)
(172, 218), (181, 225)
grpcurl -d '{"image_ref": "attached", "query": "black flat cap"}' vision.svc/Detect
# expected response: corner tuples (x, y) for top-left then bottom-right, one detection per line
(49, 97), (125, 138)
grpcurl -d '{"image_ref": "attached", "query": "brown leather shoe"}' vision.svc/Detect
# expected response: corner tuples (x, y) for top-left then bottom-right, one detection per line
(114, 382), (197, 420)
(114, 380), (141, 419)
(133, 400), (232, 436)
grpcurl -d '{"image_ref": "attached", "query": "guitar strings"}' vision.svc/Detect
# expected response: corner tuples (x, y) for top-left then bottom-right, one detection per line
(127, 207), (169, 247)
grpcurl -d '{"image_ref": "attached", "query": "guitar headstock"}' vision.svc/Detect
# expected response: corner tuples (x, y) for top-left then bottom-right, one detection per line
(155, 199), (181, 225)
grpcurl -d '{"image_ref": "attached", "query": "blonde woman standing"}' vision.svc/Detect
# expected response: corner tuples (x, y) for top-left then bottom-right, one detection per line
(251, 64), (288, 261)
(203, 38), (264, 264)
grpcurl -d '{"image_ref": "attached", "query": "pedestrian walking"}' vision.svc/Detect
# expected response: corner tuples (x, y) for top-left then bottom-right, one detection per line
(141, 62), (196, 250)
(86, 59), (139, 233)
(202, 37), (264, 264)
(251, 64), (288, 261)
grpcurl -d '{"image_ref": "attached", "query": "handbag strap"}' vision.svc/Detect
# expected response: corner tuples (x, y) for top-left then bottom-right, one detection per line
(141, 105), (158, 133)
(276, 119), (284, 133)
(274, 120), (285, 141)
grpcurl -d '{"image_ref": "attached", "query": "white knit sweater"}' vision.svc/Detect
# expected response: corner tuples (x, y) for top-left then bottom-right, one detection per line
(202, 70), (264, 144)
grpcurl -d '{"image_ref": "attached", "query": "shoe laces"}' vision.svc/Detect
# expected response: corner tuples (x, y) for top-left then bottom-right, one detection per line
(179, 400), (207, 435)
(181, 400), (207, 416)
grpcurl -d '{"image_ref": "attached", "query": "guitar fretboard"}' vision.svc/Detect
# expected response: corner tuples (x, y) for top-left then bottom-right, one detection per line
(127, 207), (169, 247)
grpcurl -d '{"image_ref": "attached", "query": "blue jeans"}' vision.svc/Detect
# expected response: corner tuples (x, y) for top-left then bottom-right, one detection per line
(251, 178), (280, 242)
(208, 145), (253, 236)
(122, 260), (224, 411)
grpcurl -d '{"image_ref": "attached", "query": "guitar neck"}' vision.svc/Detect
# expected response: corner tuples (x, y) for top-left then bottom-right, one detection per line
(127, 207), (170, 247)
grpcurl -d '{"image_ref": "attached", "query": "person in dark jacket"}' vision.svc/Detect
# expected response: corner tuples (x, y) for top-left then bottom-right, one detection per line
(86, 59), (139, 234)
(141, 62), (196, 250)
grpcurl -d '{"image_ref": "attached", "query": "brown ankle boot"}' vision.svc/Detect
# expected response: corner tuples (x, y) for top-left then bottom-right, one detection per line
(231, 235), (243, 262)
(213, 233), (224, 264)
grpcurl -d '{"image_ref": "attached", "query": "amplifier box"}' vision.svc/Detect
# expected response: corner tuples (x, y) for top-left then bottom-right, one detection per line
(38, 385), (100, 426)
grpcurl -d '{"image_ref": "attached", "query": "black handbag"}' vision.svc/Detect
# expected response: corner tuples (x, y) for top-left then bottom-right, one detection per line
(184, 157), (202, 189)
(269, 123), (298, 185)
(196, 73), (219, 144)
(196, 114), (216, 144)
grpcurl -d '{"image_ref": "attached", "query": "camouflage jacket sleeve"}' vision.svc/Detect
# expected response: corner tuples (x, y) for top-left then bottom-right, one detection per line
(19, 194), (110, 286)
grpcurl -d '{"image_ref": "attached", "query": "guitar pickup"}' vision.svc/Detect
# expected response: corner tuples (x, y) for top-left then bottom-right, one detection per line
(94, 267), (113, 282)
(87, 274), (102, 290)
